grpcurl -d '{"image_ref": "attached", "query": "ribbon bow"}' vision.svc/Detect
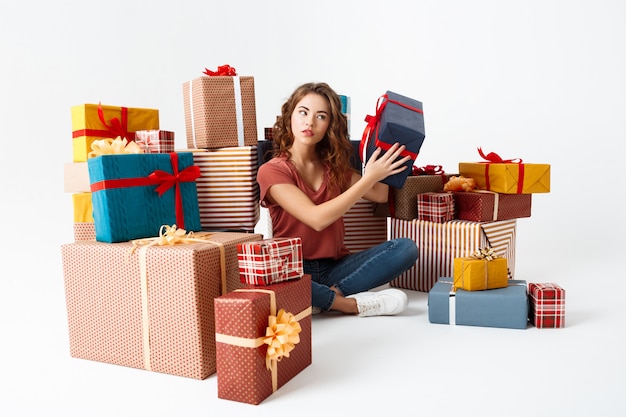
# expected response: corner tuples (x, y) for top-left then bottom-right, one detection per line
(97, 102), (132, 140)
(472, 247), (497, 261)
(477, 147), (523, 164)
(412, 164), (444, 176)
(88, 136), (143, 158)
(203, 64), (237, 76)
(263, 309), (302, 370)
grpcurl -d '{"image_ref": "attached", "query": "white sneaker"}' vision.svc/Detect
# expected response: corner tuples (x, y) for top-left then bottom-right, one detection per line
(347, 288), (408, 317)
(311, 306), (322, 315)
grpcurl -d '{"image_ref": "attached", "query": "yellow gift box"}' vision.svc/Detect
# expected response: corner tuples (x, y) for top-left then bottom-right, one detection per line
(71, 103), (159, 162)
(453, 256), (509, 291)
(72, 192), (93, 223)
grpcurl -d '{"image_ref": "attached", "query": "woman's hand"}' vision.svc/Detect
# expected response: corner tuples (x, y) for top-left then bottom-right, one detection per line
(362, 142), (411, 184)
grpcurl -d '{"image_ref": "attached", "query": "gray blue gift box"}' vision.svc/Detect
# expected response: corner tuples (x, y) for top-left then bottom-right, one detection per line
(428, 277), (529, 329)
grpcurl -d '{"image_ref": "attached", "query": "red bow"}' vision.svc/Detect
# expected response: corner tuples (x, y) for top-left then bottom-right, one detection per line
(477, 147), (522, 164)
(412, 165), (444, 175)
(203, 65), (237, 76)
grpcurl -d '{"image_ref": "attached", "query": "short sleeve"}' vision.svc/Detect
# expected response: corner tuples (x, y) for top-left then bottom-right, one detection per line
(257, 157), (296, 206)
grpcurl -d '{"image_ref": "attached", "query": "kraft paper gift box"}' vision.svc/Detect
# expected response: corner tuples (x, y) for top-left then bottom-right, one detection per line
(72, 192), (95, 241)
(182, 74), (257, 149)
(61, 231), (262, 379)
(187, 147), (260, 232)
(71, 103), (159, 162)
(453, 255), (509, 291)
(389, 218), (517, 292)
(214, 275), (312, 405)
(417, 192), (455, 223)
(453, 191), (532, 222)
(343, 199), (387, 253)
(237, 237), (303, 286)
(528, 283), (566, 328)
(63, 162), (90, 193)
(458, 149), (550, 194)
(428, 277), (528, 329)
(134, 130), (175, 154)
(88, 152), (202, 243)
(361, 90), (426, 189)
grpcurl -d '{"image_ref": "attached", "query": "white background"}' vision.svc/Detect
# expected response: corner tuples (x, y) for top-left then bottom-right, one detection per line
(1, 1), (624, 416)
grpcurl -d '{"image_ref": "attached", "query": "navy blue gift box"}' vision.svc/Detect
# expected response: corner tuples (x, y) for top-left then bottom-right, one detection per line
(360, 91), (425, 189)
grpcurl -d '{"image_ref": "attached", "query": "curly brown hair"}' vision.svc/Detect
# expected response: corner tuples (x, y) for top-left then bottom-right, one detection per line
(271, 82), (356, 190)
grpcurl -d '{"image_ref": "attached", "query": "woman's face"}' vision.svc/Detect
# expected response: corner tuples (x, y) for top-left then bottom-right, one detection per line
(290, 92), (330, 147)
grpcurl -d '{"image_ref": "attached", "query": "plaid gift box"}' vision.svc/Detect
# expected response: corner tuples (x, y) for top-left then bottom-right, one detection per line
(183, 73), (257, 149)
(88, 152), (202, 243)
(528, 283), (566, 328)
(237, 237), (304, 286)
(453, 190), (532, 222)
(428, 277), (528, 329)
(360, 91), (426, 189)
(134, 130), (175, 154)
(214, 275), (312, 405)
(453, 256), (509, 291)
(417, 192), (454, 223)
(390, 218), (517, 292)
(71, 103), (159, 162)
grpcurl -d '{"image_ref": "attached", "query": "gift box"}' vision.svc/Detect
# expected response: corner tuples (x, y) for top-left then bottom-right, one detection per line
(453, 255), (509, 291)
(428, 277), (528, 329)
(214, 275), (312, 405)
(344, 199), (388, 253)
(187, 147), (259, 231)
(361, 91), (426, 189)
(528, 283), (566, 328)
(458, 149), (550, 194)
(374, 170), (449, 219)
(61, 231), (262, 379)
(63, 162), (90, 193)
(182, 73), (257, 149)
(453, 191), (532, 222)
(237, 237), (303, 285)
(263, 128), (274, 141)
(135, 130), (175, 154)
(88, 152), (202, 243)
(389, 218), (517, 292)
(417, 192), (454, 223)
(71, 103), (159, 162)
(72, 192), (95, 241)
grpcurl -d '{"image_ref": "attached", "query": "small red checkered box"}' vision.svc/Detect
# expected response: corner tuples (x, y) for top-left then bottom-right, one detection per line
(528, 283), (566, 328)
(237, 237), (304, 285)
(134, 130), (175, 154)
(417, 192), (455, 223)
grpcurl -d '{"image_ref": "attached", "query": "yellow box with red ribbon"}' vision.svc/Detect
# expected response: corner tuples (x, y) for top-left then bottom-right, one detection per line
(71, 103), (159, 162)
(458, 148), (550, 194)
(214, 275), (312, 405)
(453, 247), (510, 291)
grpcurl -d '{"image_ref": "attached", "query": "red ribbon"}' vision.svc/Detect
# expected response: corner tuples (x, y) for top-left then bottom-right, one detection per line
(476, 147), (525, 194)
(90, 153), (201, 228)
(359, 94), (423, 162)
(203, 64), (237, 76)
(412, 165), (444, 176)
(72, 102), (132, 140)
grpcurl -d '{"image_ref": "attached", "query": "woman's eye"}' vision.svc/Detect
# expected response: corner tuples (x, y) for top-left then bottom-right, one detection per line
(316, 114), (326, 120)
(299, 110), (307, 116)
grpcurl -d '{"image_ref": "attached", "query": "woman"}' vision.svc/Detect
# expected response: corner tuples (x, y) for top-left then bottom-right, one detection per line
(257, 82), (418, 317)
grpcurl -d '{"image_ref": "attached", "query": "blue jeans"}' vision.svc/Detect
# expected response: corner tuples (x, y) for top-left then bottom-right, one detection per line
(304, 238), (418, 310)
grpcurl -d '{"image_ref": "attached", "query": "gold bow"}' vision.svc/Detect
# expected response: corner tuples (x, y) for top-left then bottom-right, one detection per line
(263, 309), (302, 369)
(88, 136), (143, 158)
(472, 247), (497, 261)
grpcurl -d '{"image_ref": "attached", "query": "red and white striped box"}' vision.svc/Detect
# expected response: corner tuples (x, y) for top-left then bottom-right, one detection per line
(237, 237), (303, 285)
(389, 218), (517, 292)
(187, 147), (260, 231)
(344, 199), (388, 253)
(134, 130), (175, 154)
(528, 283), (566, 328)
(417, 192), (454, 223)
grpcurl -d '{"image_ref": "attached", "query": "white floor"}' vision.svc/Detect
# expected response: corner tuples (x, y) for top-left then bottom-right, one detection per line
(2, 245), (623, 417)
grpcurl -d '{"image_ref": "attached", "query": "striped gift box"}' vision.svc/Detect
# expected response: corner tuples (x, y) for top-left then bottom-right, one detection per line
(389, 219), (516, 292)
(190, 147), (260, 231)
(417, 192), (454, 223)
(135, 130), (175, 154)
(343, 199), (388, 253)
(528, 283), (566, 328)
(237, 237), (303, 285)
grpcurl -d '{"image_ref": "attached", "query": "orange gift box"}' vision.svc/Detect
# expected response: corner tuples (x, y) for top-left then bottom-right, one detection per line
(61, 231), (262, 379)
(214, 275), (312, 405)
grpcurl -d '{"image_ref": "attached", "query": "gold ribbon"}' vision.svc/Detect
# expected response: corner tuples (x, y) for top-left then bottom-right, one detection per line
(215, 288), (312, 393)
(88, 136), (144, 158)
(129, 225), (228, 371)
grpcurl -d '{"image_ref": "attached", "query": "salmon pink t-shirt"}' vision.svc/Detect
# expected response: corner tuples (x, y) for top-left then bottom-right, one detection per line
(257, 156), (350, 260)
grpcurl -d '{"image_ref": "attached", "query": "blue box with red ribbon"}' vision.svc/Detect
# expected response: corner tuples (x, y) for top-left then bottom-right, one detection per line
(88, 152), (202, 243)
(360, 90), (425, 188)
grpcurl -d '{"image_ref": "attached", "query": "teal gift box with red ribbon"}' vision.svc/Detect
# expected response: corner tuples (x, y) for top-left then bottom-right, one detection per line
(360, 90), (425, 188)
(88, 152), (202, 243)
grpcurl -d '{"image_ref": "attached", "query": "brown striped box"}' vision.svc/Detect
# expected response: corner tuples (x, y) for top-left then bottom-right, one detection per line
(453, 191), (532, 222)
(389, 219), (517, 292)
